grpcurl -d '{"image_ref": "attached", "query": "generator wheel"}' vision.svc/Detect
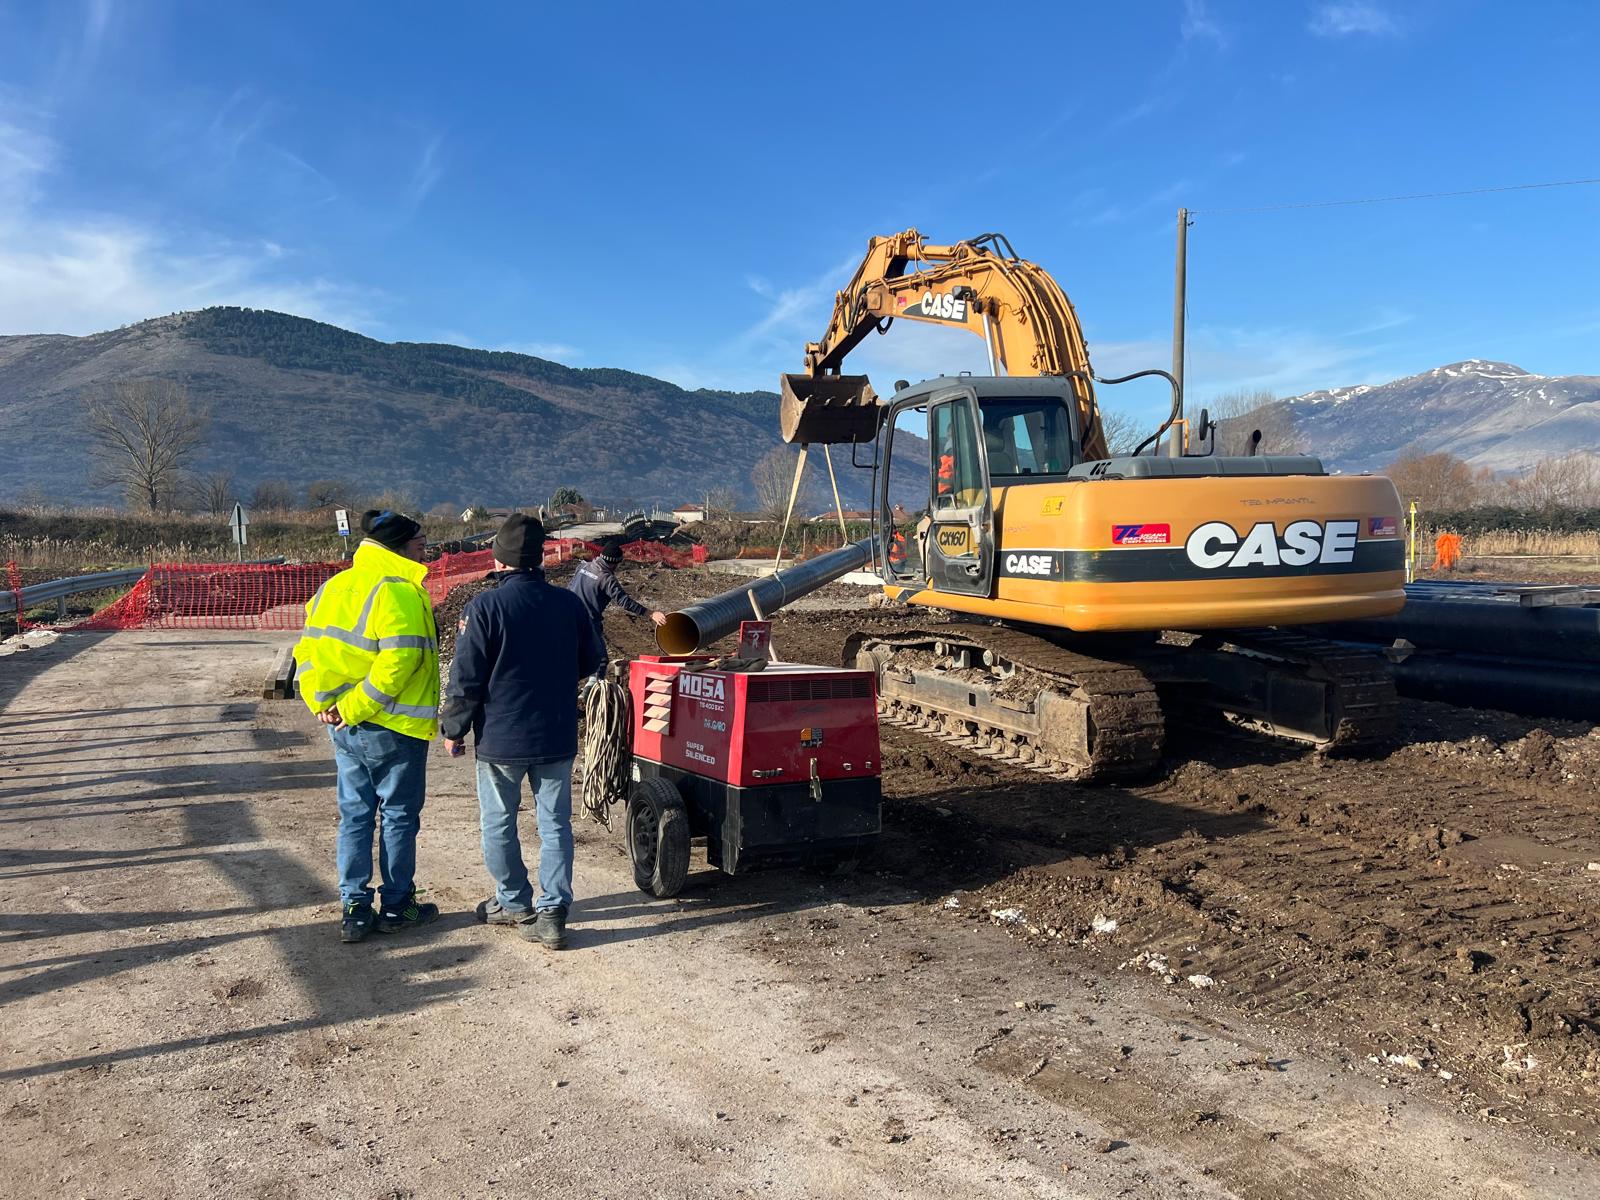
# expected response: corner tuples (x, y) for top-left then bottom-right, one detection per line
(627, 777), (690, 898)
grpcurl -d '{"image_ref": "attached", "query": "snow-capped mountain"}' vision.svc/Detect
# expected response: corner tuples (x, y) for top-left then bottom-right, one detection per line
(1276, 360), (1600, 474)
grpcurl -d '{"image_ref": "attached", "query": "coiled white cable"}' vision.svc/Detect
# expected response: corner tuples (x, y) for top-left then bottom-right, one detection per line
(580, 672), (633, 829)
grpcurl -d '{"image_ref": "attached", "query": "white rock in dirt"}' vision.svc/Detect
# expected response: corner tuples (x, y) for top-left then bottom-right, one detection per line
(1383, 1052), (1425, 1071)
(1186, 974), (1216, 990)
(942, 894), (962, 909)
(1090, 915), (1118, 935)
(0, 628), (60, 656)
(990, 908), (1025, 924)
(1586, 862), (1600, 873)
(1501, 1045), (1539, 1072)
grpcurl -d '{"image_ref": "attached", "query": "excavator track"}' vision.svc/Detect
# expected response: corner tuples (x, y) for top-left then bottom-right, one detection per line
(1180, 629), (1400, 752)
(843, 626), (1164, 782)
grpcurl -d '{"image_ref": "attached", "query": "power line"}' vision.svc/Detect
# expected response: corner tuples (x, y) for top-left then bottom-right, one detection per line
(1193, 175), (1600, 216)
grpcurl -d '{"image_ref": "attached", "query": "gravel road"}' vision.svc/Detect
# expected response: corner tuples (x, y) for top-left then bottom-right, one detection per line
(1, 626), (1594, 1198)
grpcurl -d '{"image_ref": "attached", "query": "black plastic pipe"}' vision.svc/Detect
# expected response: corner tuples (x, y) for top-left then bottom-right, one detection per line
(657, 538), (876, 654)
(1312, 593), (1600, 662)
(1385, 652), (1600, 720)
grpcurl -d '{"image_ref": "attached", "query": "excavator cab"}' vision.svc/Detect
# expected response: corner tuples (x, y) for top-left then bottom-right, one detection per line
(878, 377), (1081, 598)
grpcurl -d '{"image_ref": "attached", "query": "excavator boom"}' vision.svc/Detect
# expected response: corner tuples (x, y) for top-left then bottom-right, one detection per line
(780, 230), (1111, 459)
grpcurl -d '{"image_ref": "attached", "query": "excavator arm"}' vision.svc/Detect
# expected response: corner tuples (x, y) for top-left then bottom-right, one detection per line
(781, 229), (1110, 460)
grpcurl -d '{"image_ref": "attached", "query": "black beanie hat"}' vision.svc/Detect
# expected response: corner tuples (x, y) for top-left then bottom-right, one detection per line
(599, 537), (624, 563)
(493, 513), (546, 568)
(361, 509), (422, 552)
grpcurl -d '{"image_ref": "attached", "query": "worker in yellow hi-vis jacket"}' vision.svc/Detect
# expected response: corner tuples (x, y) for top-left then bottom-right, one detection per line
(294, 509), (440, 944)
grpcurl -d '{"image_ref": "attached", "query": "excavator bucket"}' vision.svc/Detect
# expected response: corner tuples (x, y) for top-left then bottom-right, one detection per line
(778, 374), (881, 445)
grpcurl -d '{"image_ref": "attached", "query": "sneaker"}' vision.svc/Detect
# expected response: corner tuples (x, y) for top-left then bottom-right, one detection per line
(340, 900), (376, 943)
(475, 897), (534, 927)
(524, 907), (568, 950)
(376, 891), (441, 934)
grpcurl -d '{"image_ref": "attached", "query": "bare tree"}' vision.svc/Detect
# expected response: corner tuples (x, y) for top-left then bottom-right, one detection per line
(1504, 451), (1600, 510)
(86, 379), (210, 511)
(189, 470), (236, 518)
(1383, 451), (1491, 510)
(1095, 408), (1146, 457)
(1206, 389), (1305, 456)
(368, 488), (420, 518)
(249, 479), (296, 512)
(305, 479), (355, 511)
(751, 446), (819, 521)
(705, 486), (740, 517)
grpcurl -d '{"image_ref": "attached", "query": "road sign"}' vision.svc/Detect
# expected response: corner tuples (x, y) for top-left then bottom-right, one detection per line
(334, 508), (350, 536)
(229, 503), (249, 562)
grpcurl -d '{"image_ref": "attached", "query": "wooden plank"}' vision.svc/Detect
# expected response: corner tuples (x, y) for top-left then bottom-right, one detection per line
(263, 647), (298, 699)
(1517, 586), (1600, 608)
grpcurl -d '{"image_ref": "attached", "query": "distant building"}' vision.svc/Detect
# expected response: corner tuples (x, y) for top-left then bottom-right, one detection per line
(672, 503), (706, 524)
(812, 508), (875, 523)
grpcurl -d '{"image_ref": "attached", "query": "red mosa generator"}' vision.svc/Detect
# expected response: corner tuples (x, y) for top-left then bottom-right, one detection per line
(624, 640), (882, 897)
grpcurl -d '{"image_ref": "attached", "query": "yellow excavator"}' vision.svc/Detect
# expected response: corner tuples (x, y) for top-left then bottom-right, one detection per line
(665, 230), (1406, 779)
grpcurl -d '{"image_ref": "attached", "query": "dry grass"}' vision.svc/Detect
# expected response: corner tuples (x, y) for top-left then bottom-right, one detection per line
(1429, 529), (1600, 558)
(1, 506), (469, 574)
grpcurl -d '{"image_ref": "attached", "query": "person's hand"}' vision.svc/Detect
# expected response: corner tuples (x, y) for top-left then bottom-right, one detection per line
(650, 610), (668, 627)
(444, 738), (466, 758)
(316, 708), (344, 727)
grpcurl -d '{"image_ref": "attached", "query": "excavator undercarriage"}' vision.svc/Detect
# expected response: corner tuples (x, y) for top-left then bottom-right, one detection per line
(845, 623), (1396, 782)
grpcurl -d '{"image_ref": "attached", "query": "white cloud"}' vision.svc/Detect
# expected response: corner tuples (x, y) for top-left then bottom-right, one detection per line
(499, 340), (580, 361)
(0, 114), (378, 336)
(851, 319), (990, 387)
(1181, 0), (1229, 47)
(82, 0), (114, 56)
(1309, 3), (1399, 37)
(403, 134), (444, 214)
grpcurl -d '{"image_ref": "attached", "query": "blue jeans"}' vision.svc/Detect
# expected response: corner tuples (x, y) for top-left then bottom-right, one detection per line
(331, 723), (429, 908)
(476, 758), (575, 914)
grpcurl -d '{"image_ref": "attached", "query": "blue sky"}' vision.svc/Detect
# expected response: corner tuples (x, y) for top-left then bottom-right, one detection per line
(1, 1), (1596, 427)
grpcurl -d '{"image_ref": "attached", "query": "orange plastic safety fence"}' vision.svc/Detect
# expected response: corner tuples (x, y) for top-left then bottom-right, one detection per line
(78, 561), (344, 631)
(5, 560), (26, 633)
(424, 539), (705, 603)
(76, 539), (709, 631)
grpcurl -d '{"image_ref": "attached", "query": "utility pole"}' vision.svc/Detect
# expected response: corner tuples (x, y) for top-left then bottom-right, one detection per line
(1169, 207), (1191, 456)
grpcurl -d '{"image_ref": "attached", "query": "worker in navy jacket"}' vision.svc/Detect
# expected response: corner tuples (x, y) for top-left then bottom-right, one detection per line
(440, 514), (604, 950)
(569, 539), (666, 679)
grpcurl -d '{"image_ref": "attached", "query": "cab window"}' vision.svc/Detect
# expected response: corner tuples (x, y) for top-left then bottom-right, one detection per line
(930, 400), (983, 509)
(979, 397), (1075, 478)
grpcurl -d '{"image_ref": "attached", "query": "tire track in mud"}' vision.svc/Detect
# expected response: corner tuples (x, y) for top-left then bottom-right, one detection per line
(888, 727), (1600, 1151)
(573, 575), (1600, 1150)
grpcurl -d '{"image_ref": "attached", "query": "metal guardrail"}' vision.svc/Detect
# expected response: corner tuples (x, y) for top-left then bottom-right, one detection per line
(0, 567), (147, 615)
(1, 558), (288, 616)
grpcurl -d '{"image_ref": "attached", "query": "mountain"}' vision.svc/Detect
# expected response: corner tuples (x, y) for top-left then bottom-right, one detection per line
(0, 307), (827, 510)
(1273, 360), (1600, 475)
(4, 308), (1592, 510)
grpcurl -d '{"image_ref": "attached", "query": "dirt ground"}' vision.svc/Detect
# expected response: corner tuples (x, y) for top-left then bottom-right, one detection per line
(2, 573), (1598, 1197)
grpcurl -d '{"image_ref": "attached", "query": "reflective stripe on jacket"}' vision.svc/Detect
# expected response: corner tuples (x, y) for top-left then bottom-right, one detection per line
(293, 540), (439, 740)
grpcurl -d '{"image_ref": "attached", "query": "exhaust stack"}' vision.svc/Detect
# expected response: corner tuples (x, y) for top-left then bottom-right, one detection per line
(657, 538), (876, 654)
